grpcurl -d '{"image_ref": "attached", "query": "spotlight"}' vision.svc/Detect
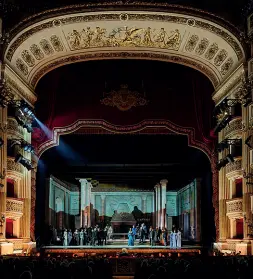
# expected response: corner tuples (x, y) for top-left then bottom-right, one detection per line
(21, 142), (34, 153)
(216, 154), (234, 170)
(245, 135), (253, 149)
(15, 153), (33, 171)
(0, 137), (3, 147)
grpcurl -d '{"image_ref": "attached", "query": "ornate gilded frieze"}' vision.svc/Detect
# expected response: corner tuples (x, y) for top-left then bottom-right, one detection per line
(226, 198), (243, 218)
(3, 11), (244, 89)
(224, 117), (242, 138)
(10, 239), (24, 250)
(6, 198), (24, 220)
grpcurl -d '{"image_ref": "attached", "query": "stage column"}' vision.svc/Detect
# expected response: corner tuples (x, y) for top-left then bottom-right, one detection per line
(160, 179), (168, 229)
(101, 194), (106, 221)
(153, 186), (157, 228)
(142, 195), (147, 213)
(79, 179), (91, 227)
(157, 183), (161, 228)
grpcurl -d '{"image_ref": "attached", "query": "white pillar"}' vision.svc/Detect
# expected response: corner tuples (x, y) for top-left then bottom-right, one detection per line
(160, 179), (168, 229)
(157, 183), (161, 228)
(79, 179), (91, 227)
(142, 195), (147, 213)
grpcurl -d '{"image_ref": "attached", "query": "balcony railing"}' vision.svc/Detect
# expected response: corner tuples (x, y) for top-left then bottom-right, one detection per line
(226, 158), (242, 177)
(226, 198), (243, 219)
(224, 117), (242, 138)
(6, 198), (23, 220)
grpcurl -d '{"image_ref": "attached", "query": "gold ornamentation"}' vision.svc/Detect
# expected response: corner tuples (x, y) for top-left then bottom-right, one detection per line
(185, 34), (199, 52)
(7, 157), (23, 174)
(205, 43), (219, 60)
(225, 159), (242, 174)
(221, 57), (234, 76)
(6, 198), (24, 215)
(50, 35), (64, 52)
(10, 239), (23, 250)
(101, 84), (148, 111)
(214, 49), (228, 66)
(5, 11), (244, 62)
(30, 44), (44, 60)
(16, 58), (28, 76)
(21, 50), (35, 67)
(7, 117), (24, 138)
(226, 198), (243, 213)
(66, 27), (181, 50)
(30, 52), (219, 88)
(224, 117), (242, 138)
(195, 38), (209, 55)
(40, 39), (54, 55)
(5, 76), (37, 104)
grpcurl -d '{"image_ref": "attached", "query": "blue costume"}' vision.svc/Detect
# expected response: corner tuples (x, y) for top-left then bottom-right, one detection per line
(128, 231), (134, 246)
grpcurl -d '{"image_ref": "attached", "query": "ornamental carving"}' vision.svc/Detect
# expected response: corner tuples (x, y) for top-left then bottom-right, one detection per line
(40, 39), (54, 55)
(205, 43), (219, 60)
(111, 212), (136, 222)
(214, 49), (228, 66)
(50, 35), (64, 52)
(100, 84), (148, 111)
(226, 159), (242, 174)
(195, 38), (209, 55)
(6, 198), (24, 219)
(10, 239), (23, 250)
(7, 157), (23, 174)
(7, 117), (24, 138)
(16, 58), (28, 76)
(226, 199), (243, 214)
(221, 58), (234, 76)
(66, 27), (181, 50)
(21, 50), (35, 67)
(185, 35), (199, 52)
(30, 44), (44, 60)
(224, 117), (242, 138)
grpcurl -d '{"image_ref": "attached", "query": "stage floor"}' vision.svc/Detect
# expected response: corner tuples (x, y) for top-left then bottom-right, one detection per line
(41, 243), (202, 256)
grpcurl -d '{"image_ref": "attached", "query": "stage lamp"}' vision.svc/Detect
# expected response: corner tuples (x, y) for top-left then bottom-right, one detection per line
(245, 135), (253, 149)
(0, 137), (3, 147)
(15, 153), (33, 171)
(21, 142), (34, 153)
(216, 154), (234, 170)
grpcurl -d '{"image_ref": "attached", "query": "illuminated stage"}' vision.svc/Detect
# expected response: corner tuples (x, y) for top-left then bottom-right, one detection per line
(41, 244), (202, 256)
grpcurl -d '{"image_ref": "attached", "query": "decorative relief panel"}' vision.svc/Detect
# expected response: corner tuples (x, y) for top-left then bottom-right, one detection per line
(7, 117), (24, 138)
(205, 43), (219, 60)
(195, 38), (209, 55)
(40, 39), (54, 55)
(185, 35), (199, 52)
(50, 35), (64, 52)
(6, 198), (24, 219)
(226, 198), (243, 215)
(221, 58), (234, 76)
(30, 44), (44, 60)
(214, 49), (228, 66)
(7, 157), (23, 174)
(224, 117), (242, 138)
(21, 50), (35, 67)
(226, 159), (242, 174)
(16, 58), (28, 76)
(11, 239), (23, 250)
(66, 27), (181, 50)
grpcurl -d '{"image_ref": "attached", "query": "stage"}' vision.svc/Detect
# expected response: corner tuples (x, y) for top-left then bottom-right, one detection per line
(41, 243), (202, 257)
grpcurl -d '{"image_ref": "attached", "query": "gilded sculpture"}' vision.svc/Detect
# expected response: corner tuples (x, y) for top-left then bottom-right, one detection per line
(100, 84), (148, 111)
(66, 26), (181, 50)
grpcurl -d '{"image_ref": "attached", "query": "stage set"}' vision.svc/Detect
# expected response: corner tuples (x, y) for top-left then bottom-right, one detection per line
(41, 175), (201, 256)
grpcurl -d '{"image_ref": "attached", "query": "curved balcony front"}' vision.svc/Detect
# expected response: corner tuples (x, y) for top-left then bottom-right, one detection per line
(224, 117), (242, 139)
(6, 197), (24, 220)
(226, 198), (243, 219)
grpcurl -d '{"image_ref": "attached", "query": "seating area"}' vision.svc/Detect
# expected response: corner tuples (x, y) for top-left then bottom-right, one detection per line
(1, 255), (253, 279)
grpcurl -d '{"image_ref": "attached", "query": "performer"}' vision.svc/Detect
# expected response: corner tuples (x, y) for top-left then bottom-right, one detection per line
(67, 230), (72, 246)
(176, 229), (182, 249)
(171, 229), (177, 248)
(149, 227), (155, 246)
(73, 229), (79, 245)
(162, 228), (168, 246)
(63, 229), (68, 246)
(80, 229), (84, 246)
(128, 228), (134, 246)
(132, 225), (137, 242)
(169, 230), (173, 248)
(107, 226), (113, 241)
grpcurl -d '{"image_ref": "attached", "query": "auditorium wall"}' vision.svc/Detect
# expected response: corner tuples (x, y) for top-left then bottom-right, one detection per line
(45, 175), (79, 229)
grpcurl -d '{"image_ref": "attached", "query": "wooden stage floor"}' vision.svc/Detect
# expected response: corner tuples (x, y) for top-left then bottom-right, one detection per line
(41, 244), (202, 256)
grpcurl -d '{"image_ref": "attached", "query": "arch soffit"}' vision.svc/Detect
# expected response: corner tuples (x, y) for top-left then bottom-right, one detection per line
(4, 9), (246, 90)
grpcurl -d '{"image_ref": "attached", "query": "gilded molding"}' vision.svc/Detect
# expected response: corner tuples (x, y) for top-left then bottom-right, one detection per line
(30, 52), (219, 88)
(226, 198), (243, 218)
(6, 12), (244, 63)
(7, 157), (23, 175)
(7, 117), (24, 139)
(225, 158), (242, 176)
(5, 76), (37, 105)
(223, 117), (242, 139)
(6, 198), (24, 220)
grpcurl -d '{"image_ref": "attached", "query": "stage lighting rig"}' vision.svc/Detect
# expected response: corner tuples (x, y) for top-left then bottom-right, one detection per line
(217, 139), (242, 152)
(13, 100), (35, 133)
(10, 138), (35, 153)
(216, 154), (234, 171)
(15, 153), (33, 171)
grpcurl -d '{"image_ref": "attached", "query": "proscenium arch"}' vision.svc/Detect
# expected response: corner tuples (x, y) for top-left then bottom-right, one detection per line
(36, 119), (213, 162)
(3, 3), (246, 90)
